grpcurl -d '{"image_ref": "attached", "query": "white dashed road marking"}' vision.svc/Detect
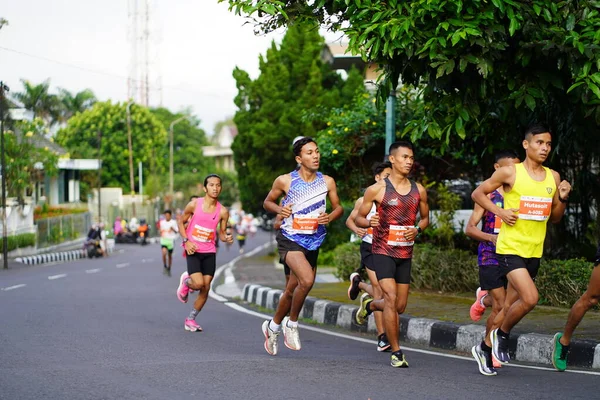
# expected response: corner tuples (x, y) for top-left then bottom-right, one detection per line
(2, 284), (27, 291)
(48, 274), (67, 280)
(86, 269), (101, 274)
(116, 263), (130, 268)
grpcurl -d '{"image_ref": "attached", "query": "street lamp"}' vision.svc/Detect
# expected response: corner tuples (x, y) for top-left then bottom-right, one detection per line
(169, 115), (191, 199)
(125, 100), (136, 217)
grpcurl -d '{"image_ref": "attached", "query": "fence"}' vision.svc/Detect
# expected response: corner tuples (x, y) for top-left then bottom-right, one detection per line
(36, 212), (92, 248)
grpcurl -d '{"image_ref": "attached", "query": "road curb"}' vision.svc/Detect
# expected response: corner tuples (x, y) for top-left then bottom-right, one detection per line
(242, 283), (600, 371)
(14, 243), (115, 266)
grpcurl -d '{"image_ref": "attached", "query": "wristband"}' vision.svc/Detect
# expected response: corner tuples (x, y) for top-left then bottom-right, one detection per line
(415, 225), (422, 235)
(558, 196), (568, 203)
(182, 238), (189, 243)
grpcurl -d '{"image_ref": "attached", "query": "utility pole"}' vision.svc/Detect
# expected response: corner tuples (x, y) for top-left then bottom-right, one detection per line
(385, 90), (397, 159)
(0, 81), (9, 269)
(97, 130), (102, 224)
(126, 101), (136, 217)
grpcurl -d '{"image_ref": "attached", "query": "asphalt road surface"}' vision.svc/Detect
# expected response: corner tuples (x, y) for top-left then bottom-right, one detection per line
(1, 231), (598, 400)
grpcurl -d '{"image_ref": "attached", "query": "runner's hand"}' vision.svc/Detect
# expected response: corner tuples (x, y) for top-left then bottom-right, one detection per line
(225, 234), (234, 244)
(488, 234), (498, 246)
(369, 213), (380, 227)
(405, 227), (418, 241)
(498, 208), (518, 226)
(184, 240), (197, 255)
(280, 204), (293, 218)
(318, 213), (330, 225)
(558, 180), (571, 200)
(355, 227), (367, 238)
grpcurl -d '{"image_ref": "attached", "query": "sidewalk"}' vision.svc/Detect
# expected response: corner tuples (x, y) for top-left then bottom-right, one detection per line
(228, 246), (600, 370)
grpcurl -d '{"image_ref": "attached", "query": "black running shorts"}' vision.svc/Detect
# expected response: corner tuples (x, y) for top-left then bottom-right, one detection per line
(497, 254), (541, 280)
(479, 265), (507, 291)
(186, 252), (216, 276)
(279, 257), (291, 276)
(594, 243), (600, 266)
(372, 254), (411, 284)
(360, 241), (374, 270)
(276, 231), (319, 269)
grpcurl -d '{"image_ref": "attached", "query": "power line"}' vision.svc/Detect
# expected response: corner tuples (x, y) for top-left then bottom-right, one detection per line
(0, 45), (227, 99)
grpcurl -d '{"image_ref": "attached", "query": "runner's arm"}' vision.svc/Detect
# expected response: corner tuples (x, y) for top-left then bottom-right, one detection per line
(346, 197), (367, 237)
(355, 184), (379, 228)
(549, 170), (570, 224)
(178, 200), (196, 240)
(472, 167), (518, 225)
(416, 183), (430, 232)
(219, 208), (233, 243)
(264, 175), (291, 216)
(322, 176), (343, 224)
(465, 203), (495, 242)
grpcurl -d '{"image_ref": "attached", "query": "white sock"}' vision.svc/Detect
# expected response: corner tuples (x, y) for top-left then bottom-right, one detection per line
(269, 320), (281, 332)
(286, 319), (298, 328)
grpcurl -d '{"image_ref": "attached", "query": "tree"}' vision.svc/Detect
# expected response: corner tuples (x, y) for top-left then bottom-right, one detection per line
(231, 22), (363, 212)
(224, 0), (600, 257)
(57, 88), (97, 121)
(150, 107), (214, 200)
(56, 101), (168, 193)
(4, 118), (58, 202)
(11, 79), (60, 126)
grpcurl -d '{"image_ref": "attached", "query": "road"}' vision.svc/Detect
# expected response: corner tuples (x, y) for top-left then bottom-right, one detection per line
(0, 230), (598, 400)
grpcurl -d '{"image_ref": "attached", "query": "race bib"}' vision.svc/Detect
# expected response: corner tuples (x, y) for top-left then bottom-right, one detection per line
(519, 196), (552, 221)
(387, 225), (414, 247)
(367, 227), (374, 235)
(292, 215), (319, 234)
(493, 215), (502, 233)
(191, 225), (215, 242)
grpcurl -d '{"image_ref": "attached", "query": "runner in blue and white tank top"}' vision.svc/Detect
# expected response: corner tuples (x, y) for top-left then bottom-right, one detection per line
(346, 161), (392, 352)
(261, 137), (343, 356)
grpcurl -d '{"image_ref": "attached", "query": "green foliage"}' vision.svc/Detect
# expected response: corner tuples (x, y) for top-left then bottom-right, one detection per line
(332, 241), (361, 281)
(231, 22), (359, 212)
(321, 201), (352, 252)
(56, 101), (168, 194)
(537, 258), (594, 307)
(57, 88), (96, 121)
(411, 244), (480, 293)
(0, 233), (36, 252)
(5, 118), (58, 201)
(11, 79), (61, 125)
(429, 183), (462, 248)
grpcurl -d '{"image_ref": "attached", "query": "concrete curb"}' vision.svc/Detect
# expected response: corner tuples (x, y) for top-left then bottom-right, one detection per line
(14, 242), (115, 266)
(242, 283), (600, 371)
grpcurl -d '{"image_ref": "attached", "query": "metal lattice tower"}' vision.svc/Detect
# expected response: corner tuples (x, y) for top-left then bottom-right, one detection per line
(127, 0), (157, 106)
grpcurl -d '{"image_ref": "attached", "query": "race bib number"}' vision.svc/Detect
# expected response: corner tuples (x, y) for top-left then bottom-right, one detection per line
(367, 227), (374, 235)
(292, 216), (319, 234)
(493, 215), (502, 233)
(387, 225), (414, 247)
(519, 196), (552, 221)
(191, 225), (215, 242)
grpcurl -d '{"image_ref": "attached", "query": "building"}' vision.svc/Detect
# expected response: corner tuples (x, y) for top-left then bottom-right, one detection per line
(202, 124), (237, 172)
(321, 42), (381, 89)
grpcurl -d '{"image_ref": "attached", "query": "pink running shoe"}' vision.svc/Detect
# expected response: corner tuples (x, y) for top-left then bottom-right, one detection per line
(184, 318), (202, 332)
(177, 272), (190, 303)
(469, 287), (488, 322)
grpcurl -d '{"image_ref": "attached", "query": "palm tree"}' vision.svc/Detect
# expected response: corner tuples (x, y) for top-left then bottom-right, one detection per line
(11, 79), (61, 125)
(57, 88), (97, 121)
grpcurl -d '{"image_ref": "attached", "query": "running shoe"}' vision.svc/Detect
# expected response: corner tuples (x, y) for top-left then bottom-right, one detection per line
(390, 350), (409, 368)
(355, 293), (373, 325)
(377, 333), (391, 352)
(469, 287), (488, 322)
(490, 328), (510, 364)
(471, 344), (497, 376)
(552, 332), (569, 372)
(184, 318), (202, 332)
(347, 272), (362, 300)
(492, 352), (502, 368)
(177, 272), (190, 303)
(262, 320), (280, 356)
(282, 316), (301, 350)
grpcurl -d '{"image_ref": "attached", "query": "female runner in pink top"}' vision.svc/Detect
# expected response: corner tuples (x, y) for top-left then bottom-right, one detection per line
(176, 174), (233, 332)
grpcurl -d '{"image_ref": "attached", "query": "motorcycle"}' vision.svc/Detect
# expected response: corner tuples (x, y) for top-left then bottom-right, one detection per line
(138, 218), (149, 246)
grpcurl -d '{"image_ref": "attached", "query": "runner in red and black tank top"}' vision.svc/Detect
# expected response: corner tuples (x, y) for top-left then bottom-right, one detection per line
(372, 178), (420, 259)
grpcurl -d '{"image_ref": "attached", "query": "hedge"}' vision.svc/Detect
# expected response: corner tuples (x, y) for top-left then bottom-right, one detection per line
(0, 233), (36, 252)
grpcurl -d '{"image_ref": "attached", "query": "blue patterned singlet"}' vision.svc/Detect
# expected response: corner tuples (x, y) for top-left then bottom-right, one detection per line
(280, 170), (328, 251)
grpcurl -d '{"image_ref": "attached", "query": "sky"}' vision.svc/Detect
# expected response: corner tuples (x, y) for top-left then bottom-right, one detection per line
(0, 1), (307, 135)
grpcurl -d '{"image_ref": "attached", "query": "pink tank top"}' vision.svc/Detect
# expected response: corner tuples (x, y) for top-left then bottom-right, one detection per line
(184, 197), (221, 254)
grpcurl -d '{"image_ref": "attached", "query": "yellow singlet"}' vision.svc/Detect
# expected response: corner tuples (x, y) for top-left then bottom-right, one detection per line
(496, 163), (556, 258)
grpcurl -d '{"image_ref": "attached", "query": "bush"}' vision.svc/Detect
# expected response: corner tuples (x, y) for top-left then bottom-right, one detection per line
(318, 249), (335, 267)
(0, 233), (36, 252)
(537, 258), (593, 307)
(332, 241), (361, 281)
(411, 244), (479, 293)
(320, 201), (354, 252)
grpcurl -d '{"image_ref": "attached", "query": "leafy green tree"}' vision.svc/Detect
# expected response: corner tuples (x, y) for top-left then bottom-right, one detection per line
(5, 118), (58, 202)
(56, 101), (168, 193)
(232, 22), (363, 212)
(57, 88), (97, 121)
(213, 116), (235, 137)
(11, 79), (60, 126)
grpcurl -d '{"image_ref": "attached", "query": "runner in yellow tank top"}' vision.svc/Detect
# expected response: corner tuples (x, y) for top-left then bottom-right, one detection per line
(471, 124), (572, 368)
